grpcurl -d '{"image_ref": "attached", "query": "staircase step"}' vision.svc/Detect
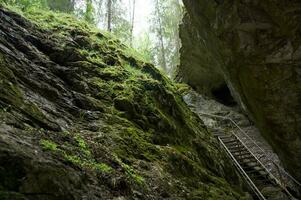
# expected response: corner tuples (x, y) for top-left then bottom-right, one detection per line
(254, 179), (273, 188)
(213, 131), (225, 135)
(218, 137), (233, 141)
(222, 140), (238, 144)
(225, 145), (244, 150)
(232, 151), (252, 157)
(227, 144), (245, 149)
(242, 163), (261, 170)
(238, 160), (258, 166)
(242, 162), (260, 167)
(229, 151), (250, 156)
(241, 157), (258, 162)
(236, 155), (256, 161)
(217, 135), (232, 139)
(227, 147), (247, 153)
(245, 169), (267, 175)
(256, 173), (269, 179)
(220, 137), (236, 141)
(252, 175), (270, 183)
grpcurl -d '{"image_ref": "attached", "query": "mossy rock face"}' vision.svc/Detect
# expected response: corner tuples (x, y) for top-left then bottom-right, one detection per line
(176, 10), (225, 97)
(0, 5), (248, 200)
(180, 0), (301, 183)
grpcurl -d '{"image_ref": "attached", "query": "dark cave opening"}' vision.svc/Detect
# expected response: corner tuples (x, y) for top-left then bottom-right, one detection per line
(212, 84), (237, 107)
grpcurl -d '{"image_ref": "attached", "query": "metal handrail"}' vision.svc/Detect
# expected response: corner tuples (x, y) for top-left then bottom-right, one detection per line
(197, 112), (301, 188)
(231, 132), (294, 198)
(218, 137), (266, 200)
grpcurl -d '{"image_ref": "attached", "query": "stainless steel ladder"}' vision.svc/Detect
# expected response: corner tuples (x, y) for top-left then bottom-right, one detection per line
(215, 131), (296, 200)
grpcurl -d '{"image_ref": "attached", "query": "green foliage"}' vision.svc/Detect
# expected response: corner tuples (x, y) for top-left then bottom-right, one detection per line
(150, 0), (183, 74)
(92, 0), (132, 44)
(84, 0), (95, 24)
(112, 17), (131, 44)
(0, 0), (48, 10)
(133, 32), (154, 62)
(46, 0), (74, 12)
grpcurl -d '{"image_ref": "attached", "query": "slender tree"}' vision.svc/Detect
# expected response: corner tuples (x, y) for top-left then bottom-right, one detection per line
(155, 0), (167, 72)
(129, 0), (136, 46)
(107, 0), (112, 32)
(84, 0), (95, 24)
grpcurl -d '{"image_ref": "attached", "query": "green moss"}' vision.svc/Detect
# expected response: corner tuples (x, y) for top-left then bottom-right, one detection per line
(63, 153), (113, 173)
(114, 155), (144, 185)
(175, 83), (191, 95)
(0, 61), (24, 108)
(75, 135), (87, 149)
(26, 9), (91, 33)
(64, 154), (82, 165)
(94, 163), (112, 173)
(23, 103), (49, 124)
(39, 132), (114, 173)
(40, 139), (58, 151)
(74, 135), (91, 156)
(99, 66), (127, 81)
(40, 136), (112, 174)
(62, 130), (70, 136)
(114, 126), (160, 162)
(123, 47), (150, 63)
(0, 54), (55, 130)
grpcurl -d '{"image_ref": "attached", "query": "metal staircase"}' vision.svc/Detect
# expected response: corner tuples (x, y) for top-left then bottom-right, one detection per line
(215, 130), (295, 200)
(195, 112), (300, 199)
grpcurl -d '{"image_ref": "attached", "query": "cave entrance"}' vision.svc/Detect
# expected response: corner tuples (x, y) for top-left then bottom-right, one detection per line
(212, 84), (237, 107)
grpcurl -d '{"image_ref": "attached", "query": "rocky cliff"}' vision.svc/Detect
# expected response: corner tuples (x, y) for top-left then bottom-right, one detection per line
(0, 5), (249, 200)
(179, 0), (301, 182)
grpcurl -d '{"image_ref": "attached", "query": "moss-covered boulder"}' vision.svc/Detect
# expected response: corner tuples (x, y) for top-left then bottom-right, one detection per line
(0, 5), (248, 200)
(179, 0), (301, 182)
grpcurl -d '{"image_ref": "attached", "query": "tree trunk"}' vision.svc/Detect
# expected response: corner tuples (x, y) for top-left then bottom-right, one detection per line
(107, 0), (112, 32)
(155, 0), (167, 72)
(130, 0), (136, 46)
